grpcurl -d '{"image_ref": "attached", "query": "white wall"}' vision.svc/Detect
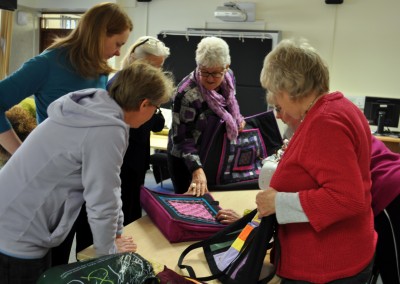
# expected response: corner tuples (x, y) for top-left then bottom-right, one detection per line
(9, 0), (400, 131)
(129, 0), (400, 100)
(9, 8), (40, 72)
(18, 0), (115, 11)
(12, 0), (400, 98)
(129, 0), (400, 131)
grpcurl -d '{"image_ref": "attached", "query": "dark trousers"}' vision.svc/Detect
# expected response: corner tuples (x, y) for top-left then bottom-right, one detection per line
(120, 160), (144, 225)
(167, 152), (192, 194)
(119, 131), (150, 225)
(374, 195), (400, 284)
(280, 255), (374, 284)
(0, 251), (51, 284)
(50, 203), (93, 266)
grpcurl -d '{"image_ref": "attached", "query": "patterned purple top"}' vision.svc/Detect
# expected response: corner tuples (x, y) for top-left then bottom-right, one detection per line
(168, 69), (239, 173)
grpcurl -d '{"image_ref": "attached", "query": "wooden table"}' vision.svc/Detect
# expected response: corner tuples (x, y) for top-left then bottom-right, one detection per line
(77, 190), (280, 283)
(376, 135), (400, 153)
(150, 129), (168, 151)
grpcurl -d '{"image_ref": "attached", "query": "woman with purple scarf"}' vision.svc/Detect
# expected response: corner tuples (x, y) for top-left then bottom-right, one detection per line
(167, 37), (245, 195)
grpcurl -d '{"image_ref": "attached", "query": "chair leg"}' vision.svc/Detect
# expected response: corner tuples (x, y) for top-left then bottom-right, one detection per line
(383, 208), (400, 283)
(160, 170), (164, 188)
(367, 265), (379, 284)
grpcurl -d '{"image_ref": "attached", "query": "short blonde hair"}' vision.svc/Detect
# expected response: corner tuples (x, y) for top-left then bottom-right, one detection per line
(121, 36), (170, 69)
(49, 2), (133, 78)
(195, 36), (231, 68)
(260, 38), (329, 104)
(109, 62), (174, 111)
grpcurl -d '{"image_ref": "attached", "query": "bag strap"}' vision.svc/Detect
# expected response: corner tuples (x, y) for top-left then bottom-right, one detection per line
(178, 210), (277, 284)
(178, 209), (257, 281)
(236, 215), (276, 284)
(213, 214), (276, 284)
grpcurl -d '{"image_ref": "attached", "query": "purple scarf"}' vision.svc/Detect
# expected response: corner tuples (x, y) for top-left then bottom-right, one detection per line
(183, 69), (243, 141)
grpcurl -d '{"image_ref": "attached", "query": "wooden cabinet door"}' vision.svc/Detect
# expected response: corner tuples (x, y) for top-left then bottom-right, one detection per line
(39, 28), (72, 53)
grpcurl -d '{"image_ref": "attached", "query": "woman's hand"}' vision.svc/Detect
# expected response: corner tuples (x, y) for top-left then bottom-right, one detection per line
(185, 168), (209, 197)
(216, 209), (241, 225)
(256, 188), (277, 217)
(115, 235), (137, 253)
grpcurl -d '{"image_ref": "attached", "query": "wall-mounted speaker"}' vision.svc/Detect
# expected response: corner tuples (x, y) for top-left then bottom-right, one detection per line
(325, 0), (343, 4)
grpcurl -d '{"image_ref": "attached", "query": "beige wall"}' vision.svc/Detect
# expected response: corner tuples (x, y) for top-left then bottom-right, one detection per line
(9, 0), (400, 130)
(9, 7), (39, 73)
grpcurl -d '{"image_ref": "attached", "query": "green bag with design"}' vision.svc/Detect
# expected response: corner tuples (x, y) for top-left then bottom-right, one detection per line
(37, 252), (158, 284)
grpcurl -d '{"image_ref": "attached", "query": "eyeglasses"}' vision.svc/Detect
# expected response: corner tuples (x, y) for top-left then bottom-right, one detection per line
(274, 105), (282, 114)
(198, 69), (226, 78)
(131, 38), (164, 54)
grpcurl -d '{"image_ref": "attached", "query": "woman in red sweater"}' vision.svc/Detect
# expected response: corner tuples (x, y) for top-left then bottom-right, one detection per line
(256, 38), (376, 283)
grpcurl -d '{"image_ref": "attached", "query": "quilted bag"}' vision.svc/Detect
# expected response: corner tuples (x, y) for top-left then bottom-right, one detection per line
(140, 186), (227, 243)
(199, 110), (282, 190)
(178, 209), (277, 284)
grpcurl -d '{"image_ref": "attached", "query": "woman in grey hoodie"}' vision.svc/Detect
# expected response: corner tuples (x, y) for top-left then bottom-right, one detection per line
(0, 62), (174, 284)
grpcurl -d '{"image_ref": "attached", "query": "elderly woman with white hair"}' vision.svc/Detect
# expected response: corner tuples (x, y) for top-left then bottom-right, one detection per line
(120, 35), (170, 69)
(167, 36), (245, 195)
(107, 36), (171, 224)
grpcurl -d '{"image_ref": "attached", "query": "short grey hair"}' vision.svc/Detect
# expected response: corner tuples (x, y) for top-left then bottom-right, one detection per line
(121, 36), (170, 69)
(109, 61), (174, 111)
(195, 36), (231, 68)
(260, 38), (329, 104)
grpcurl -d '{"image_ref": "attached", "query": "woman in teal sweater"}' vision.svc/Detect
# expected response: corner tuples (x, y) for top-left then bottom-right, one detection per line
(0, 2), (132, 154)
(0, 2), (133, 266)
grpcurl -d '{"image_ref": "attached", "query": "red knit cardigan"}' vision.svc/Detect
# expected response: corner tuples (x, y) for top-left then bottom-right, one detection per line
(270, 92), (377, 283)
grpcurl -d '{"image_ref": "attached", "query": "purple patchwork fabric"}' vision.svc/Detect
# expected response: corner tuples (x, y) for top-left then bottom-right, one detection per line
(157, 195), (221, 225)
(217, 129), (267, 184)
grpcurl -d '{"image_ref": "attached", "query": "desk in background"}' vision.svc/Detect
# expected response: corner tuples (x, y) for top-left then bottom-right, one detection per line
(149, 131), (400, 163)
(77, 190), (279, 283)
(375, 135), (400, 153)
(150, 128), (168, 151)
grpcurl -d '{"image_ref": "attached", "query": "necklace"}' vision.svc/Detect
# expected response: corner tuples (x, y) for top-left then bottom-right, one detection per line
(301, 95), (319, 122)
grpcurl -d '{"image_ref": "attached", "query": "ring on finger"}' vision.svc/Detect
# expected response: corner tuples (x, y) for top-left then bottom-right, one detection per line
(191, 183), (196, 188)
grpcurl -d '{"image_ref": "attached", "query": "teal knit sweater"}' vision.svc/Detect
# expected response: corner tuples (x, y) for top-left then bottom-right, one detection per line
(0, 48), (107, 132)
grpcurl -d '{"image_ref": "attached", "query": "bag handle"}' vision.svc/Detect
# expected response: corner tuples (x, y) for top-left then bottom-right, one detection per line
(178, 209), (278, 284)
(178, 209), (257, 281)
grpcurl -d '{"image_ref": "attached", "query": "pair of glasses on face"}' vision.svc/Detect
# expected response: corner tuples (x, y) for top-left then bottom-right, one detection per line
(198, 69), (226, 78)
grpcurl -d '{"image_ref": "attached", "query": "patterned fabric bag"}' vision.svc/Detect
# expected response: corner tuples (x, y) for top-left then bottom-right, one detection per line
(178, 209), (277, 284)
(217, 128), (267, 184)
(37, 252), (158, 284)
(140, 186), (227, 243)
(200, 110), (282, 190)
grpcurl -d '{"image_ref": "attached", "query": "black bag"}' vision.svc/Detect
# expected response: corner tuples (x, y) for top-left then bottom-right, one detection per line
(178, 209), (277, 284)
(200, 110), (282, 190)
(37, 252), (158, 284)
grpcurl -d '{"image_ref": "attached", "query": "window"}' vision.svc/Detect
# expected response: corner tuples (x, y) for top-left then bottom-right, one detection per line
(41, 13), (80, 29)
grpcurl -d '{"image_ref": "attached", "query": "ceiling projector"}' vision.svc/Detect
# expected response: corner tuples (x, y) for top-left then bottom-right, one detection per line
(214, 2), (247, 22)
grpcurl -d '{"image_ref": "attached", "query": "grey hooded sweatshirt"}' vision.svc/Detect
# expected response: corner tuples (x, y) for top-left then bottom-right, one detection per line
(0, 88), (128, 259)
